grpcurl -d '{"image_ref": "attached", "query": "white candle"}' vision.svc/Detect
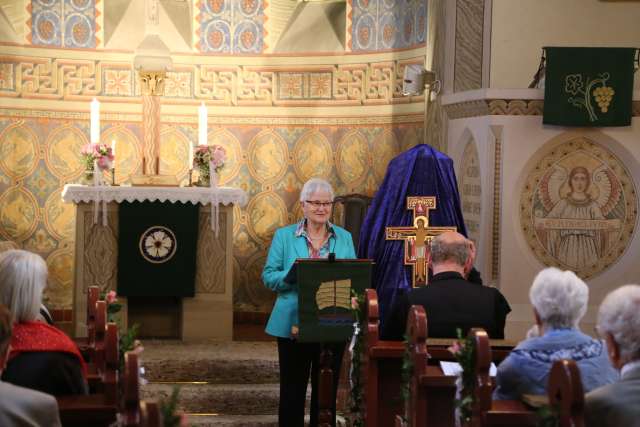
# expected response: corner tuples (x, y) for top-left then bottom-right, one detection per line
(188, 143), (193, 169)
(111, 139), (116, 158)
(198, 102), (207, 146)
(93, 159), (99, 186)
(90, 98), (100, 144)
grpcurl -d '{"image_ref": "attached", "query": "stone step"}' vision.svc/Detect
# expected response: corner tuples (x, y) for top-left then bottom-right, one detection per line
(141, 341), (279, 383)
(185, 414), (279, 427)
(142, 383), (281, 415)
(185, 414), (348, 427)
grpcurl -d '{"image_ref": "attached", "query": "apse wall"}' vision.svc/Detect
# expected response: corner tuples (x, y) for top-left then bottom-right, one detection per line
(0, 0), (426, 315)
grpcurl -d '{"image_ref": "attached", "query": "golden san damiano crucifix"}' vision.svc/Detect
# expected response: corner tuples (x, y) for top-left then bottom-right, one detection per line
(385, 196), (457, 287)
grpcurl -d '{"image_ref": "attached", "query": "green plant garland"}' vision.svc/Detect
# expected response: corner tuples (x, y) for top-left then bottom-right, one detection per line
(349, 291), (365, 427)
(450, 329), (475, 424)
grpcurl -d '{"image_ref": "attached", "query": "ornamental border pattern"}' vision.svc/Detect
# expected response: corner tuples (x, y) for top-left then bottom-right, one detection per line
(0, 108), (424, 126)
(0, 55), (425, 107)
(444, 99), (640, 119)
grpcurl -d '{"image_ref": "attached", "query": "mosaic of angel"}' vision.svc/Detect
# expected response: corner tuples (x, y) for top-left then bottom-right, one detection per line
(534, 162), (623, 272)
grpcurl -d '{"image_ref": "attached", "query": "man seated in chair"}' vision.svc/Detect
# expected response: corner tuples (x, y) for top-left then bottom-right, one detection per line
(381, 231), (511, 340)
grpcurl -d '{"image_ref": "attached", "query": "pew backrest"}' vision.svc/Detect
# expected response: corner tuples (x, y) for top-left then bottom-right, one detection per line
(548, 360), (585, 427)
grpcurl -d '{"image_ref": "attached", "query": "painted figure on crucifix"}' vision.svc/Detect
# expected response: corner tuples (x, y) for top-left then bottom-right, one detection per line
(386, 196), (456, 287)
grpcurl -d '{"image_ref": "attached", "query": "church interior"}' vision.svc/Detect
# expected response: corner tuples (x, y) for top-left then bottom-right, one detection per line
(0, 0), (639, 425)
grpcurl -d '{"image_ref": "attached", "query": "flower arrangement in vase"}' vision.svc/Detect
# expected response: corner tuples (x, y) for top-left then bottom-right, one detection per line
(80, 143), (114, 184)
(193, 144), (226, 187)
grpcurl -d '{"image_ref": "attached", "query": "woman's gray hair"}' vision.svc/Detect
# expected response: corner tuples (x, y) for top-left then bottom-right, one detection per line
(299, 178), (334, 202)
(529, 267), (588, 329)
(0, 249), (48, 322)
(597, 284), (640, 360)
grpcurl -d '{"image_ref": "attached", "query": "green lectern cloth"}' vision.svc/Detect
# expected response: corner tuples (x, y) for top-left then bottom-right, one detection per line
(297, 259), (372, 343)
(543, 47), (637, 127)
(117, 201), (199, 297)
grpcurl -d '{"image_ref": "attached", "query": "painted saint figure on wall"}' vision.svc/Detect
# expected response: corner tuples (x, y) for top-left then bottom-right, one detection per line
(531, 148), (626, 276)
(543, 167), (605, 270)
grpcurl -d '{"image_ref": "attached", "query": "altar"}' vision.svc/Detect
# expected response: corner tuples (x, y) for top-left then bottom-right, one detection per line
(62, 185), (247, 341)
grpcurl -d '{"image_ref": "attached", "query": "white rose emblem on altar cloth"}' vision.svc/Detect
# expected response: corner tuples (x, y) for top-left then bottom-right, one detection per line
(139, 226), (177, 264)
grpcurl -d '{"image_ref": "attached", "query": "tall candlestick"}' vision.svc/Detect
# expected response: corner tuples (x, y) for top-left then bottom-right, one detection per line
(188, 143), (193, 169)
(93, 159), (99, 186)
(198, 102), (207, 146)
(90, 98), (100, 144)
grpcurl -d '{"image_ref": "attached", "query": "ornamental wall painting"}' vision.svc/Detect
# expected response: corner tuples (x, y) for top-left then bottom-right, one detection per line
(198, 0), (266, 53)
(520, 137), (637, 279)
(349, 0), (426, 52)
(30, 0), (98, 48)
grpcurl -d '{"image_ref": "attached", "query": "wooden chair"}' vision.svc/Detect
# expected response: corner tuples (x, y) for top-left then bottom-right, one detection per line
(122, 351), (163, 427)
(332, 193), (373, 252)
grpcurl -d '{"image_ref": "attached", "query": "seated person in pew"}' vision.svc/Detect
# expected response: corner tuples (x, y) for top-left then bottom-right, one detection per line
(0, 249), (88, 396)
(0, 303), (62, 427)
(494, 267), (617, 400)
(381, 232), (511, 340)
(586, 285), (640, 427)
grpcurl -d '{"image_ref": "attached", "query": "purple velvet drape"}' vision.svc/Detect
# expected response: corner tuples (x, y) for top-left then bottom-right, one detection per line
(357, 144), (468, 323)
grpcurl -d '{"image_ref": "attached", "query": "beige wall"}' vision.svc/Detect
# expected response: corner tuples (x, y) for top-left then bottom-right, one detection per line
(490, 0), (640, 89)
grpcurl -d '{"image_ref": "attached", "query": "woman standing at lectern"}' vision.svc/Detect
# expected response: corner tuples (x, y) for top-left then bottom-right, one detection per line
(262, 177), (356, 427)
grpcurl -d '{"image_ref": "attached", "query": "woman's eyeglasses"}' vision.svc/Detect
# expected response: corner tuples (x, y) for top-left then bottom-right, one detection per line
(305, 200), (334, 208)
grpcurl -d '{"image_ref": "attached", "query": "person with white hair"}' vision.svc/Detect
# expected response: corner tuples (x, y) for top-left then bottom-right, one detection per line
(493, 267), (617, 400)
(0, 303), (62, 426)
(585, 285), (640, 426)
(262, 177), (356, 427)
(0, 249), (87, 396)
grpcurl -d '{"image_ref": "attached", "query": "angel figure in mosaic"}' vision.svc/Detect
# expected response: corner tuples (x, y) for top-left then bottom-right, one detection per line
(534, 164), (622, 272)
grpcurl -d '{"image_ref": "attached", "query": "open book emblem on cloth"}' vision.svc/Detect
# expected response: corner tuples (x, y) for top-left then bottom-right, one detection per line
(385, 196), (456, 287)
(139, 226), (177, 264)
(315, 279), (353, 326)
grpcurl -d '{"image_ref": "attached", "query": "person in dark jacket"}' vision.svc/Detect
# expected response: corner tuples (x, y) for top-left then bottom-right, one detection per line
(0, 249), (87, 396)
(381, 231), (510, 340)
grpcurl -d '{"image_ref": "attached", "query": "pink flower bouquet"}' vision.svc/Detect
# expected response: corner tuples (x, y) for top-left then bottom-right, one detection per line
(81, 143), (114, 171)
(193, 144), (226, 185)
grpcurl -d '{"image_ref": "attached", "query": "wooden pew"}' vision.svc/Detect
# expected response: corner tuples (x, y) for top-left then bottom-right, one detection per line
(56, 319), (119, 427)
(361, 289), (515, 427)
(468, 329), (584, 427)
(77, 285), (100, 360)
(399, 305), (457, 427)
(469, 328), (537, 426)
(548, 360), (585, 427)
(122, 351), (163, 427)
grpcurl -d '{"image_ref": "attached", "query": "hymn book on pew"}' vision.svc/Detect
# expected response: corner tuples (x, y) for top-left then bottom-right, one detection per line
(440, 360), (497, 376)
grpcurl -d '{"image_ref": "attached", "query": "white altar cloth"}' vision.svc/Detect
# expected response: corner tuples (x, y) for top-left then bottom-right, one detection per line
(62, 184), (247, 234)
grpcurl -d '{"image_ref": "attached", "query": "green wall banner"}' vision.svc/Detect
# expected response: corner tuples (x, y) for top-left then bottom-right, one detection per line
(543, 47), (638, 127)
(117, 201), (199, 297)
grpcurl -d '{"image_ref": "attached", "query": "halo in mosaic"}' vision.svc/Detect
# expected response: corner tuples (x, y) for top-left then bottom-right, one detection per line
(160, 126), (191, 178)
(44, 187), (75, 241)
(337, 130), (369, 187)
(0, 123), (39, 179)
(292, 130), (333, 182)
(208, 128), (242, 185)
(520, 137), (637, 279)
(102, 126), (140, 184)
(246, 191), (287, 243)
(372, 128), (400, 182)
(247, 129), (288, 184)
(0, 186), (39, 242)
(45, 124), (87, 181)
